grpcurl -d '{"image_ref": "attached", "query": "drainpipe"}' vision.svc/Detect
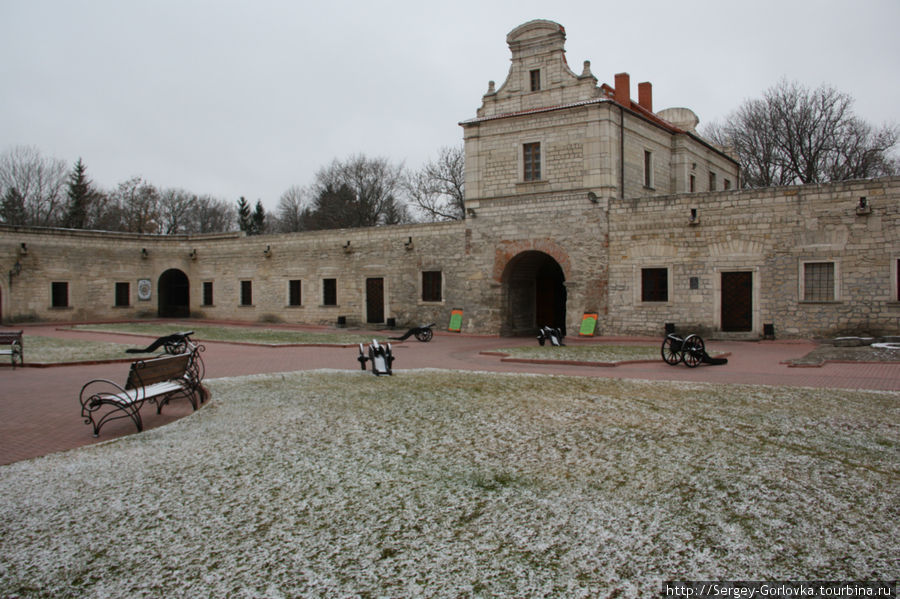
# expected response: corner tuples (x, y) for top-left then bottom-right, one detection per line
(619, 105), (625, 200)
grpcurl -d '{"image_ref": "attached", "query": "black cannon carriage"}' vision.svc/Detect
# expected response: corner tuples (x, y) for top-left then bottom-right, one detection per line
(661, 333), (727, 367)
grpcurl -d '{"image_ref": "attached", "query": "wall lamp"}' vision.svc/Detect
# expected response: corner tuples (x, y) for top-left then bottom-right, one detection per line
(141, 248), (149, 259)
(404, 236), (414, 250)
(189, 248), (198, 260)
(466, 208), (477, 218)
(263, 245), (272, 258)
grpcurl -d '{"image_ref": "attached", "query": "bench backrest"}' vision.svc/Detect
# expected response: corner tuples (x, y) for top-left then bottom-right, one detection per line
(125, 353), (191, 390)
(0, 331), (23, 344)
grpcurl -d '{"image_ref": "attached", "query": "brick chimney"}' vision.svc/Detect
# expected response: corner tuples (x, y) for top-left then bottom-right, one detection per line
(614, 72), (630, 106)
(638, 82), (652, 112)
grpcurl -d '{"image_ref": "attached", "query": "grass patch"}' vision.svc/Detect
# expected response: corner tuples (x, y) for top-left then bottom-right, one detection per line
(1, 370), (896, 596)
(496, 343), (663, 363)
(71, 323), (383, 346)
(22, 336), (153, 363)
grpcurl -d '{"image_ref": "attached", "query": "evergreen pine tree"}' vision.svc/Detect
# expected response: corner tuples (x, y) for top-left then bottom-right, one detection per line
(64, 158), (93, 229)
(251, 200), (266, 235)
(1, 187), (27, 225)
(236, 196), (253, 233)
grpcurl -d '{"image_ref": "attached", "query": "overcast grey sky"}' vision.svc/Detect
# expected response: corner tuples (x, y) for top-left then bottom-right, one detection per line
(2, 0), (898, 211)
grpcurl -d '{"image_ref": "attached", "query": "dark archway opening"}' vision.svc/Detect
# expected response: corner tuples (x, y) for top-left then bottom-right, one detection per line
(158, 269), (190, 318)
(501, 251), (566, 336)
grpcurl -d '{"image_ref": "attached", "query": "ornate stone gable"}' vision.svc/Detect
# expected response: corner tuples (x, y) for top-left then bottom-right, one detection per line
(477, 19), (601, 119)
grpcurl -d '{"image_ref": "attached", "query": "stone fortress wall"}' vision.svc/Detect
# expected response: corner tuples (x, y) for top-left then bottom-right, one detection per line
(1, 20), (897, 338)
(1, 175), (897, 338)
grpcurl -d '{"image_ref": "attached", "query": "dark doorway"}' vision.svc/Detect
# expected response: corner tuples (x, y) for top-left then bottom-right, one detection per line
(502, 251), (566, 336)
(366, 277), (384, 324)
(158, 269), (190, 318)
(721, 271), (752, 332)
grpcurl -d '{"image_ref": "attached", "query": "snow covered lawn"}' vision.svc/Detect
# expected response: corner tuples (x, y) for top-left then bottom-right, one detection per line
(494, 344), (663, 363)
(24, 335), (154, 364)
(72, 323), (379, 346)
(1, 370), (897, 597)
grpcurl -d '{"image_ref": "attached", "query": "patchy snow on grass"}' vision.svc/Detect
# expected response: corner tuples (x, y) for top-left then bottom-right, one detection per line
(496, 344), (662, 363)
(1, 370), (897, 597)
(25, 336), (153, 364)
(72, 324), (379, 346)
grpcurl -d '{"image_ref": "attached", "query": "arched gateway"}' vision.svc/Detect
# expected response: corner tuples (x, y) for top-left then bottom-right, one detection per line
(500, 251), (567, 336)
(158, 269), (190, 318)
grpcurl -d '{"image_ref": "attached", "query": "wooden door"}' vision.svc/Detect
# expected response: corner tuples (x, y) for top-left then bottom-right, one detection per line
(366, 278), (384, 324)
(721, 271), (752, 332)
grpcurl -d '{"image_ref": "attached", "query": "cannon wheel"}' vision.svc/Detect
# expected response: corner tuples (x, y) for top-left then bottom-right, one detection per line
(414, 328), (433, 342)
(682, 334), (705, 368)
(661, 335), (682, 365)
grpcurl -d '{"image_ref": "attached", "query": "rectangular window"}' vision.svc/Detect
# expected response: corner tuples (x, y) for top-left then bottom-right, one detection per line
(724, 178), (732, 190)
(689, 174), (696, 193)
(529, 69), (541, 91)
(240, 280), (253, 306)
(709, 172), (717, 191)
(51, 281), (69, 308)
(643, 150), (653, 188)
(289, 279), (302, 306)
(202, 282), (214, 306)
(803, 262), (835, 301)
(641, 268), (668, 302)
(114, 282), (130, 307)
(523, 142), (541, 181)
(422, 271), (442, 302)
(322, 278), (337, 306)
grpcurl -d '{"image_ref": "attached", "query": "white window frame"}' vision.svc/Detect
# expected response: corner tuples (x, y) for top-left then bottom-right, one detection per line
(287, 279), (302, 307)
(799, 259), (841, 302)
(239, 279), (253, 307)
(321, 277), (338, 307)
(643, 150), (653, 189)
(892, 256), (900, 302)
(518, 139), (545, 183)
(419, 270), (444, 304)
(528, 68), (541, 92)
(635, 265), (671, 304)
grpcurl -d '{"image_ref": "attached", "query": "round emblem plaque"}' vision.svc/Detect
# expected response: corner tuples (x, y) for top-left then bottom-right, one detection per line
(137, 279), (152, 301)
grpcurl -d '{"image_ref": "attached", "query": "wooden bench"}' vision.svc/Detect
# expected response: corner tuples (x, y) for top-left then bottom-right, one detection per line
(0, 330), (24, 368)
(79, 349), (205, 437)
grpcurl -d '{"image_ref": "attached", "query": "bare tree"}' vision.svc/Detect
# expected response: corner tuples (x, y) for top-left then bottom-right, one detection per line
(406, 145), (465, 221)
(306, 155), (409, 230)
(0, 146), (68, 226)
(276, 185), (307, 232)
(705, 80), (898, 188)
(158, 188), (196, 234)
(114, 176), (160, 233)
(85, 191), (122, 232)
(188, 195), (237, 233)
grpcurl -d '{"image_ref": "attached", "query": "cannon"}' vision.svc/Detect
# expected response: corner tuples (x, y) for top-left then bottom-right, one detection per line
(660, 333), (727, 367)
(357, 339), (394, 376)
(537, 326), (565, 347)
(390, 323), (435, 342)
